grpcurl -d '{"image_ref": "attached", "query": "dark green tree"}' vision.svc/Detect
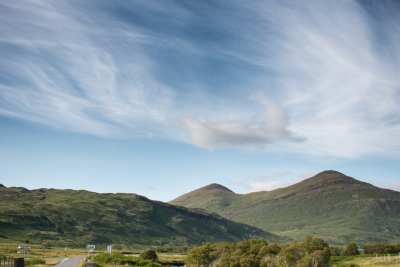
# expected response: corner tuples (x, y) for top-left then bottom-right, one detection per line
(140, 249), (158, 262)
(303, 236), (328, 253)
(342, 242), (359, 256)
(187, 244), (215, 267)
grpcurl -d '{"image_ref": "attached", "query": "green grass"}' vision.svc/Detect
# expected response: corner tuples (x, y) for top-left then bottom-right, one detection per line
(329, 255), (400, 266)
(0, 242), (87, 258)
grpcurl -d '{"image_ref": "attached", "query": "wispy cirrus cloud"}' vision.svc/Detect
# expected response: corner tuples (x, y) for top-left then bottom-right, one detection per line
(0, 1), (176, 138)
(0, 0), (400, 158)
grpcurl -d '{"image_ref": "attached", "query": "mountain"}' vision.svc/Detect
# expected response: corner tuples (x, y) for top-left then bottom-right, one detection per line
(170, 171), (400, 244)
(0, 186), (282, 246)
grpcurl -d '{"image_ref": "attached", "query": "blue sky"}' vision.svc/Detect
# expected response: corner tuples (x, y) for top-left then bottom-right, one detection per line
(1, 0), (400, 201)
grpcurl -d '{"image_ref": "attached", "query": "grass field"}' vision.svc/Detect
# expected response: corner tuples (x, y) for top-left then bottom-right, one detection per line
(0, 242), (186, 267)
(329, 255), (400, 266)
(0, 242), (87, 258)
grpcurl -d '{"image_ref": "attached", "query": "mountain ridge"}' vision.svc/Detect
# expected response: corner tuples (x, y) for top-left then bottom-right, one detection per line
(170, 170), (400, 244)
(0, 186), (282, 246)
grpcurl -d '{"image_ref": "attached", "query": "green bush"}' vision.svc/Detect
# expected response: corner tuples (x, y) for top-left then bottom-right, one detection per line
(93, 253), (160, 267)
(342, 242), (359, 256)
(140, 249), (158, 262)
(364, 242), (400, 254)
(25, 258), (46, 266)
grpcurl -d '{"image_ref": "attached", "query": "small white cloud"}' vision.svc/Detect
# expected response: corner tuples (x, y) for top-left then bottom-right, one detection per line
(183, 96), (303, 149)
(227, 170), (320, 193)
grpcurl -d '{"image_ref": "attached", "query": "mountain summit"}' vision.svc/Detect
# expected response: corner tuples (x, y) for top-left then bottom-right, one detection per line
(299, 170), (365, 186)
(199, 183), (234, 193)
(170, 170), (400, 244)
(171, 183), (234, 210)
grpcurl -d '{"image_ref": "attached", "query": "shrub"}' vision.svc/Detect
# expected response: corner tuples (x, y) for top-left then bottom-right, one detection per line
(25, 258), (46, 266)
(140, 249), (158, 262)
(364, 242), (400, 254)
(93, 253), (160, 267)
(342, 242), (359, 256)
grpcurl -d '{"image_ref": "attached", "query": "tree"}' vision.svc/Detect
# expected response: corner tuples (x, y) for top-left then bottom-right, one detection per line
(140, 249), (158, 262)
(342, 242), (359, 256)
(187, 244), (215, 267)
(239, 254), (259, 267)
(303, 236), (328, 254)
(280, 244), (306, 266)
(329, 246), (341, 256)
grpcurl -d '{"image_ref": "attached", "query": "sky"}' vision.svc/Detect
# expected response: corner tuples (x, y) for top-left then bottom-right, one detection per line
(0, 0), (400, 201)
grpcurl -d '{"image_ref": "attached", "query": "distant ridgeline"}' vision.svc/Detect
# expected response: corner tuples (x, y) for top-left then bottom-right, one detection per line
(2, 170), (399, 247)
(0, 185), (282, 246)
(170, 171), (400, 244)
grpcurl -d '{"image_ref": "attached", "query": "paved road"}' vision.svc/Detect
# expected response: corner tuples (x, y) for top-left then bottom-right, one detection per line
(53, 256), (85, 267)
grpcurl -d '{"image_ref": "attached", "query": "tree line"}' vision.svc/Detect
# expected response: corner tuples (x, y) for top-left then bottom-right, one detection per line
(187, 237), (330, 267)
(186, 237), (366, 267)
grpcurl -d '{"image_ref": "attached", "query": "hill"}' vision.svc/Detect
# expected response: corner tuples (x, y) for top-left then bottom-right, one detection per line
(170, 170), (400, 244)
(0, 186), (281, 246)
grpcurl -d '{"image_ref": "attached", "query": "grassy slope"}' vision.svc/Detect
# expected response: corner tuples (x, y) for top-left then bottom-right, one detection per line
(170, 171), (400, 244)
(0, 187), (281, 246)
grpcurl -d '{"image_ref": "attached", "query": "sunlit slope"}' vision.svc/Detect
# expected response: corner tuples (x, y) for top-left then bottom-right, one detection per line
(171, 171), (400, 244)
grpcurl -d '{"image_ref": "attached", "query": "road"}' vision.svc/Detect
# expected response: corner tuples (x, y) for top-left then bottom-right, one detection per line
(53, 256), (85, 267)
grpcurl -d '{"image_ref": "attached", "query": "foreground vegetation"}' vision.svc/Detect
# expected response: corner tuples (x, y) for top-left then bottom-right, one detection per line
(0, 242), (88, 258)
(93, 250), (185, 267)
(3, 239), (400, 266)
(186, 237), (332, 266)
(186, 238), (400, 267)
(329, 255), (400, 266)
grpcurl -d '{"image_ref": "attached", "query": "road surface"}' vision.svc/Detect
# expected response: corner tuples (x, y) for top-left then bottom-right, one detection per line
(53, 256), (85, 267)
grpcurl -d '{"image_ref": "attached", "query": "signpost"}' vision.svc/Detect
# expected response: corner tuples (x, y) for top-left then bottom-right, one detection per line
(107, 245), (112, 254)
(86, 244), (96, 256)
(17, 246), (30, 257)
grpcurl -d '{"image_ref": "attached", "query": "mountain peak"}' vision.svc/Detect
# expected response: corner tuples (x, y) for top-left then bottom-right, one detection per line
(200, 183), (234, 193)
(312, 170), (357, 181)
(296, 170), (365, 189)
(169, 183), (234, 205)
(0, 184), (5, 188)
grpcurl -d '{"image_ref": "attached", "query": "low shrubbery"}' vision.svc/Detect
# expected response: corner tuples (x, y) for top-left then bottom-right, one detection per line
(342, 242), (359, 256)
(364, 242), (400, 254)
(140, 250), (158, 262)
(25, 258), (46, 266)
(93, 252), (161, 267)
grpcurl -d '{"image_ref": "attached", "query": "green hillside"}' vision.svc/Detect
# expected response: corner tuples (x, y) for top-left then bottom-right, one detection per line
(170, 170), (400, 244)
(0, 186), (281, 246)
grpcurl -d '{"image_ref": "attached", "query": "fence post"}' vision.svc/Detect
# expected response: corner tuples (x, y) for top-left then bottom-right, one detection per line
(14, 258), (24, 267)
